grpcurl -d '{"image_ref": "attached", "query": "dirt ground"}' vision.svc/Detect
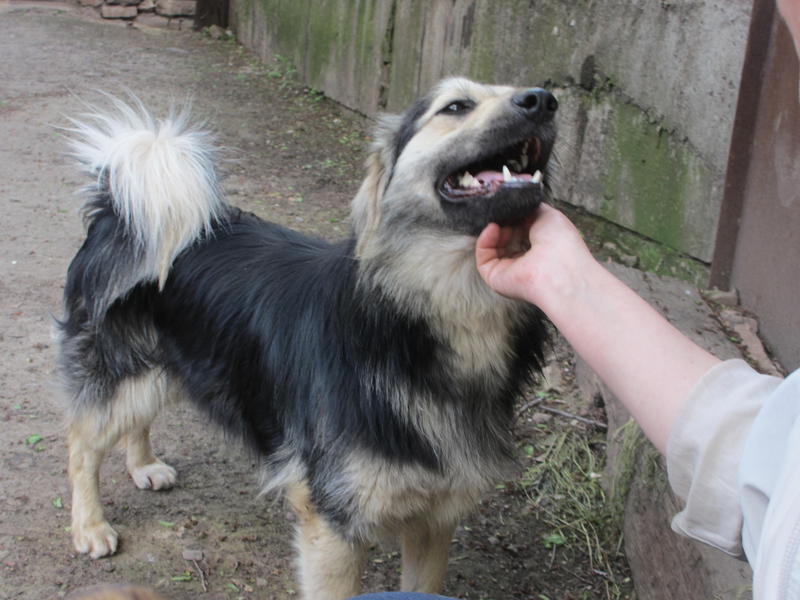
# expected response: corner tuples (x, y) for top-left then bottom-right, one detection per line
(0, 5), (629, 599)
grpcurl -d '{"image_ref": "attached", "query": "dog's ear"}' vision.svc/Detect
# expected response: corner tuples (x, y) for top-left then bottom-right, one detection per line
(352, 97), (431, 257)
(352, 113), (402, 257)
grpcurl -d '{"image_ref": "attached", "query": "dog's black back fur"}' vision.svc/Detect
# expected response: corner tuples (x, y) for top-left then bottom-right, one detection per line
(62, 198), (546, 529)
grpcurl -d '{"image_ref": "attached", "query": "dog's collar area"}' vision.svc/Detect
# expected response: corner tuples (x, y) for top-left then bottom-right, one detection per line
(440, 137), (545, 200)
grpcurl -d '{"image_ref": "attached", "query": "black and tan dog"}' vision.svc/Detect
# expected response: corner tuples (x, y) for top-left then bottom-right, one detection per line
(59, 78), (557, 599)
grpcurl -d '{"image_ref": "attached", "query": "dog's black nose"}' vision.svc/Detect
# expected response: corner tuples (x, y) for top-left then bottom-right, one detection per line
(512, 88), (558, 123)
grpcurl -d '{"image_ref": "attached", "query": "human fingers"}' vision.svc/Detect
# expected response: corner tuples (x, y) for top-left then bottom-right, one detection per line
(476, 221), (528, 267)
(476, 222), (503, 266)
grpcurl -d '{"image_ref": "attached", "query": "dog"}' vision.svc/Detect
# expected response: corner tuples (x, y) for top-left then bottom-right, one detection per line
(59, 77), (557, 599)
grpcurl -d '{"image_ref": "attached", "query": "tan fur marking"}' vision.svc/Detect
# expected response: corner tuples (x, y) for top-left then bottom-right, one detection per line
(400, 519), (457, 593)
(287, 482), (367, 600)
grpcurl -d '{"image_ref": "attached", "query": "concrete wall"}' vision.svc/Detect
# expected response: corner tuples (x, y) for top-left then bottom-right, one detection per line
(230, 0), (752, 264)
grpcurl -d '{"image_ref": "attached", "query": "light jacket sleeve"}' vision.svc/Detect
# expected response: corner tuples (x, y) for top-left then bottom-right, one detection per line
(738, 368), (800, 597)
(665, 359), (782, 558)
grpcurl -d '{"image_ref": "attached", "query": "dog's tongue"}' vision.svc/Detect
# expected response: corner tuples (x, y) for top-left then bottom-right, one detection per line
(475, 170), (504, 185)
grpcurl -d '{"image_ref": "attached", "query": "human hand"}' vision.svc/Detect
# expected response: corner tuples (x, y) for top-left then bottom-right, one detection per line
(478, 203), (721, 453)
(475, 203), (596, 310)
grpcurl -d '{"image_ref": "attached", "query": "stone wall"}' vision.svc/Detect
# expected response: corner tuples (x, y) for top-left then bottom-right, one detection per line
(229, 0), (753, 267)
(79, 0), (197, 28)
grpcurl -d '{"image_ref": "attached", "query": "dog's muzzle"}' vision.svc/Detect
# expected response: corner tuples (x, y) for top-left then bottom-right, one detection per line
(437, 88), (558, 234)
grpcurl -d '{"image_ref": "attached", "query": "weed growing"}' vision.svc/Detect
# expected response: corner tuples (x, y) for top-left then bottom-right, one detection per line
(522, 428), (634, 599)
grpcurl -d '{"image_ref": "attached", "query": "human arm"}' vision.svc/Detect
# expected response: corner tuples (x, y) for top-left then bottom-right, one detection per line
(476, 204), (721, 453)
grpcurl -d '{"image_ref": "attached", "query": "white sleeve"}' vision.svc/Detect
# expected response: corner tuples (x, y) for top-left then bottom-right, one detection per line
(738, 369), (800, 598)
(665, 359), (782, 558)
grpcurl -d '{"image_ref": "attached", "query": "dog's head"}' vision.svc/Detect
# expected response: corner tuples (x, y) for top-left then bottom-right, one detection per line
(353, 77), (557, 256)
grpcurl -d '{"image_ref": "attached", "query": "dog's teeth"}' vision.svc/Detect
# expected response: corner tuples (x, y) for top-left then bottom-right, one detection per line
(532, 170), (543, 184)
(503, 165), (512, 182)
(460, 171), (479, 188)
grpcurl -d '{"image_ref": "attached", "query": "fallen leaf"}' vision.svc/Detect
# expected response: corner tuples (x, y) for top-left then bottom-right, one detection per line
(25, 434), (42, 446)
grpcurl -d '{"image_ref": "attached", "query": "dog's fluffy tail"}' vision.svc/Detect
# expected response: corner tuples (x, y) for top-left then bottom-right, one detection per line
(67, 95), (226, 291)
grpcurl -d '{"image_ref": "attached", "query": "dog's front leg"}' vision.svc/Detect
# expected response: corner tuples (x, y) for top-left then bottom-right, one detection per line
(288, 483), (367, 600)
(400, 519), (456, 593)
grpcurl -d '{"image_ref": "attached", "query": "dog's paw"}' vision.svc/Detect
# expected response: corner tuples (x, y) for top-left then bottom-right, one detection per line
(73, 521), (118, 559)
(130, 461), (177, 491)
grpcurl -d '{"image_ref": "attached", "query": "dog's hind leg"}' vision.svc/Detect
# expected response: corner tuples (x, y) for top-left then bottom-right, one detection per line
(118, 371), (176, 491)
(68, 370), (173, 558)
(125, 424), (177, 491)
(400, 518), (457, 593)
(288, 482), (367, 600)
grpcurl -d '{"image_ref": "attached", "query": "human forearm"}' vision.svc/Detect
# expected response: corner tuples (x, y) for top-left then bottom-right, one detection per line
(533, 258), (720, 453)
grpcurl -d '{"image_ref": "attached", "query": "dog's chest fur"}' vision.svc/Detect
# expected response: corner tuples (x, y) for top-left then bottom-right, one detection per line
(361, 232), (525, 376)
(306, 235), (541, 538)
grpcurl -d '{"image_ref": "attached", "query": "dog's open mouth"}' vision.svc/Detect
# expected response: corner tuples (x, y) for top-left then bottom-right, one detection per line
(440, 137), (546, 200)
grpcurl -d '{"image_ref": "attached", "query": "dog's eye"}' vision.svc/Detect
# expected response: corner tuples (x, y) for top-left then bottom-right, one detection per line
(440, 100), (474, 115)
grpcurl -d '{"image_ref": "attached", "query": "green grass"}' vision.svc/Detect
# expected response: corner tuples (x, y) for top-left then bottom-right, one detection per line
(522, 428), (634, 599)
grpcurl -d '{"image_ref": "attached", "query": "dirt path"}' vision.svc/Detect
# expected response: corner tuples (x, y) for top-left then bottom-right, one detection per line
(0, 5), (626, 599)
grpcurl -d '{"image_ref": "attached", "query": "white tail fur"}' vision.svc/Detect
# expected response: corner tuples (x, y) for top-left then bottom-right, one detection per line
(67, 95), (226, 288)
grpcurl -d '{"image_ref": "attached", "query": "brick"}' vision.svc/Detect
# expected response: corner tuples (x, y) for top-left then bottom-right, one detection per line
(155, 0), (195, 17)
(100, 4), (138, 18)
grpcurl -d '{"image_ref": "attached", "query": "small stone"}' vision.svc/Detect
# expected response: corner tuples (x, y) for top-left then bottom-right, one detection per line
(182, 548), (203, 561)
(703, 287), (739, 307)
(602, 241), (618, 252)
(205, 24), (226, 39)
(101, 4), (138, 18)
(134, 12), (170, 27)
(256, 577), (268, 588)
(540, 363), (564, 393)
(138, 0), (156, 11)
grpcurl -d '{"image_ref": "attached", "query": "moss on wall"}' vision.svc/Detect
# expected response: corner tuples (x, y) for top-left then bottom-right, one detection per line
(605, 104), (687, 249)
(601, 100), (714, 260)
